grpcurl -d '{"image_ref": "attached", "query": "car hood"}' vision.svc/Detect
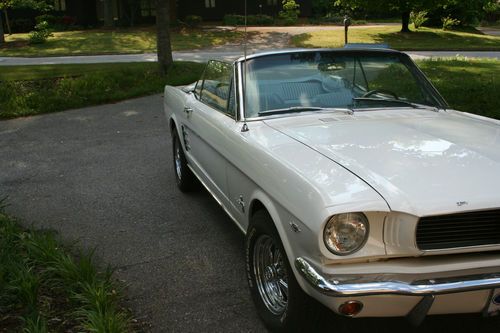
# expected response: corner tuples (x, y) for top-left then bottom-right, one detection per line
(264, 109), (500, 216)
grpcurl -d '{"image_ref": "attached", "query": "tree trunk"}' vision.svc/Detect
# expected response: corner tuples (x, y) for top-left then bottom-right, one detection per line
(156, 0), (173, 75)
(401, 11), (411, 33)
(0, 9), (5, 44)
(4, 9), (11, 35)
(103, 0), (114, 27)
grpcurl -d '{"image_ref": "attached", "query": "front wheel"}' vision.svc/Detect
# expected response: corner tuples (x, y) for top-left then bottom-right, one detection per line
(172, 129), (196, 192)
(245, 210), (321, 332)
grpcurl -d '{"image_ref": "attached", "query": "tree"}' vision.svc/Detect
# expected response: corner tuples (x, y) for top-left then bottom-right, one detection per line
(155, 0), (173, 75)
(0, 8), (4, 44)
(103, 0), (113, 27)
(335, 0), (439, 32)
(0, 0), (52, 43)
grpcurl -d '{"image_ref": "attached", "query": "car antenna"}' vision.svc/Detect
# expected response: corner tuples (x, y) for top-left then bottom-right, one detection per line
(241, 0), (250, 133)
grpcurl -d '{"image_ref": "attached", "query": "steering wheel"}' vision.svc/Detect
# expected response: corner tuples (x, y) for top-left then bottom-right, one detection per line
(362, 89), (399, 100)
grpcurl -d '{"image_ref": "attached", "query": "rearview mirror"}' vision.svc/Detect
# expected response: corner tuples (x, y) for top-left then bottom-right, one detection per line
(318, 62), (346, 72)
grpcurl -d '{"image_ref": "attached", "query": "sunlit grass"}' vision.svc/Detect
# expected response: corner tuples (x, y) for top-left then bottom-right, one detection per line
(0, 27), (243, 57)
(292, 25), (500, 50)
(417, 58), (500, 119)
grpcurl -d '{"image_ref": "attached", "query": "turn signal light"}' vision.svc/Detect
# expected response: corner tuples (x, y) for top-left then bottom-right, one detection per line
(338, 300), (363, 316)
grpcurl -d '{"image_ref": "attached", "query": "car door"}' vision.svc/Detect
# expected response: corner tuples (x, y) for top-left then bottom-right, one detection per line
(181, 60), (238, 204)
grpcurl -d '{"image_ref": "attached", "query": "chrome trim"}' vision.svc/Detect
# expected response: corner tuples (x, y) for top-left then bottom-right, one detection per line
(236, 61), (246, 122)
(295, 257), (500, 297)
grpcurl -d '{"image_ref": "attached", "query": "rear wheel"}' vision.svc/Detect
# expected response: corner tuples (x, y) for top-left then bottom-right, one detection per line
(246, 210), (321, 332)
(172, 128), (196, 192)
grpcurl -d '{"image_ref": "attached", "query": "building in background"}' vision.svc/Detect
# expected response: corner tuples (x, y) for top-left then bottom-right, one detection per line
(5, 0), (312, 31)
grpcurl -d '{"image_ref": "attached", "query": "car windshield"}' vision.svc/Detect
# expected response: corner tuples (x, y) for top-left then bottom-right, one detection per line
(243, 51), (446, 118)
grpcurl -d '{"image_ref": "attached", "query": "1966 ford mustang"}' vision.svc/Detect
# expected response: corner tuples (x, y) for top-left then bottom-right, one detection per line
(163, 48), (500, 331)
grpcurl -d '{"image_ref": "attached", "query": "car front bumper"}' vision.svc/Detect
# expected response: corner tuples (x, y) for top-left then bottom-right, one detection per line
(295, 257), (500, 297)
(295, 257), (500, 324)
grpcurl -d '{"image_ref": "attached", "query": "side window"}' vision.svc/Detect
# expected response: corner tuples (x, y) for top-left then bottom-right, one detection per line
(200, 60), (234, 117)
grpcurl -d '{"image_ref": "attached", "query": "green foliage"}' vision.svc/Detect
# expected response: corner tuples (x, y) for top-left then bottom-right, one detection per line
(311, 0), (337, 17)
(223, 14), (274, 26)
(442, 16), (460, 29)
(279, 0), (301, 25)
(0, 212), (132, 332)
(0, 0), (52, 11)
(410, 10), (429, 28)
(28, 20), (52, 44)
(0, 62), (205, 119)
(184, 15), (203, 27)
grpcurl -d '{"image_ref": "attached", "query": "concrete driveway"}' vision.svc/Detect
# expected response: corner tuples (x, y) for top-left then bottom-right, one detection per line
(1, 95), (499, 332)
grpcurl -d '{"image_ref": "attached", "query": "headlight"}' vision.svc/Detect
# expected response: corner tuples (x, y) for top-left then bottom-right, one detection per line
(323, 213), (369, 255)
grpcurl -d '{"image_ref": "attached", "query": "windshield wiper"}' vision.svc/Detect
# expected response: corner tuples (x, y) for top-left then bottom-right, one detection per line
(258, 106), (324, 116)
(352, 97), (438, 111)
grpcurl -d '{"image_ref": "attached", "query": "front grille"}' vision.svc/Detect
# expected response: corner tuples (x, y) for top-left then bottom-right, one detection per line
(416, 209), (500, 250)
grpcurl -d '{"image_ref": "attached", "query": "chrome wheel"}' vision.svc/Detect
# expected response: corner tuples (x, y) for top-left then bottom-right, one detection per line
(174, 140), (182, 181)
(253, 234), (288, 315)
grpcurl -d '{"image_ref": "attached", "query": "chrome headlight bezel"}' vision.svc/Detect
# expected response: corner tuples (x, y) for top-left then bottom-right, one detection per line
(323, 212), (369, 256)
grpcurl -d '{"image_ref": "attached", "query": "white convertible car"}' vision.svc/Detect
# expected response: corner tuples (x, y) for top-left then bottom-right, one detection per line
(163, 48), (500, 331)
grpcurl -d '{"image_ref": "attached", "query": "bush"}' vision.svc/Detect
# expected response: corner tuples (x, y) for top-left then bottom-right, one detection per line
(223, 14), (274, 26)
(410, 10), (428, 29)
(28, 21), (53, 44)
(35, 14), (57, 25)
(442, 16), (460, 30)
(279, 0), (301, 25)
(184, 15), (203, 27)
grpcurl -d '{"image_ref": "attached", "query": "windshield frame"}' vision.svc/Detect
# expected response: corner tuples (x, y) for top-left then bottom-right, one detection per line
(235, 49), (449, 121)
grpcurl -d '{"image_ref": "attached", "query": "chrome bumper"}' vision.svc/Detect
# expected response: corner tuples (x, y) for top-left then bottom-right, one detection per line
(295, 257), (500, 297)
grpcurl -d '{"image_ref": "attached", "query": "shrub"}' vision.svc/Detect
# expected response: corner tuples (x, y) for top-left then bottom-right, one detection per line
(223, 14), (274, 26)
(279, 0), (301, 25)
(410, 10), (428, 29)
(441, 16), (460, 30)
(29, 21), (53, 44)
(35, 14), (57, 25)
(249, 14), (274, 25)
(184, 15), (203, 27)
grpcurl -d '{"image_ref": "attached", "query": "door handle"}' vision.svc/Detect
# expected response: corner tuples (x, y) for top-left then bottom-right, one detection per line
(183, 107), (193, 115)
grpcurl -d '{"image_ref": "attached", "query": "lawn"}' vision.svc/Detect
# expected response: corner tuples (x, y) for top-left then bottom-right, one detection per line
(418, 58), (499, 120)
(0, 61), (205, 119)
(0, 27), (243, 57)
(292, 25), (500, 50)
(0, 208), (133, 332)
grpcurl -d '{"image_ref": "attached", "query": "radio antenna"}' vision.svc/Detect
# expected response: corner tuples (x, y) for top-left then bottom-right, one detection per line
(241, 0), (249, 132)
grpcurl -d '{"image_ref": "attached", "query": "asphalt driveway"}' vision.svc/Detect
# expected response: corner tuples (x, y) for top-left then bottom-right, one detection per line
(1, 95), (498, 332)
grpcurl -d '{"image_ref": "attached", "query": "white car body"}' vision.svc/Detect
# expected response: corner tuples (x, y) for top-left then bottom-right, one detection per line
(163, 49), (500, 323)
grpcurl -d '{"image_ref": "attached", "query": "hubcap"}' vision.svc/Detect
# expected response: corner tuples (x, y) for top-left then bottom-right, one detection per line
(253, 235), (288, 315)
(174, 141), (182, 181)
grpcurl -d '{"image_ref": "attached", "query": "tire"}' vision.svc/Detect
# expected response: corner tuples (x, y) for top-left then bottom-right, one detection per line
(246, 210), (320, 332)
(172, 128), (196, 192)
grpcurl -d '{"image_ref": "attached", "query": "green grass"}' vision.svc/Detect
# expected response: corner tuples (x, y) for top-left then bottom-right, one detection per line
(291, 25), (500, 50)
(0, 27), (243, 57)
(0, 204), (133, 332)
(417, 58), (500, 120)
(0, 61), (205, 119)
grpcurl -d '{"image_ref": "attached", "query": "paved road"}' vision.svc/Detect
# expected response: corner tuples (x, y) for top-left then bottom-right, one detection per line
(0, 50), (499, 66)
(1, 96), (499, 332)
